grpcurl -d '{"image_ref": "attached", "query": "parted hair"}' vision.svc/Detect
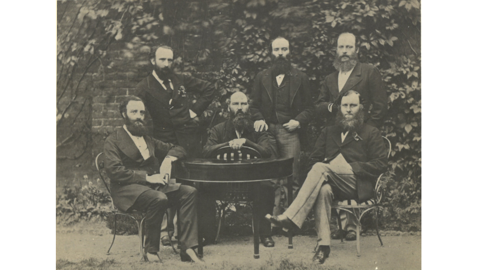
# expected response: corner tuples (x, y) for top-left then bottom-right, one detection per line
(119, 96), (144, 118)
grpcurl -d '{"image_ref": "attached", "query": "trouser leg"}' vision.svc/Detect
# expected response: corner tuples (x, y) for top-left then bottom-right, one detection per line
(197, 184), (218, 242)
(167, 185), (199, 250)
(259, 181), (275, 237)
(283, 163), (330, 228)
(315, 184), (333, 245)
(129, 189), (168, 253)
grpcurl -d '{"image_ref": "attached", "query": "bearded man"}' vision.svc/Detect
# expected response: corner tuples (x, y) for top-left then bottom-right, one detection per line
(316, 32), (387, 128)
(136, 45), (216, 158)
(201, 92), (277, 247)
(103, 96), (203, 263)
(266, 91), (388, 264)
(250, 37), (314, 216)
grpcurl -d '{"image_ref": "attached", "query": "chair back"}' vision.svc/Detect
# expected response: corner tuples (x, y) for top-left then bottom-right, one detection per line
(95, 152), (111, 195)
(374, 137), (392, 203)
(212, 145), (262, 161)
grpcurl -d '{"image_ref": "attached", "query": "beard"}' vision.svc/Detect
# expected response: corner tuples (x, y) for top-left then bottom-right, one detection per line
(230, 110), (253, 133)
(333, 51), (358, 72)
(271, 54), (292, 76)
(125, 117), (148, 137)
(335, 108), (364, 131)
(154, 65), (175, 81)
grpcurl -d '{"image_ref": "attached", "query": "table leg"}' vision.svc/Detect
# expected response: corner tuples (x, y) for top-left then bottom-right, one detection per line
(253, 182), (261, 259)
(197, 182), (203, 257)
(287, 175), (293, 249)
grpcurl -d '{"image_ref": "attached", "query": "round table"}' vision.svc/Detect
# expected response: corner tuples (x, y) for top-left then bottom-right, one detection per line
(174, 157), (294, 259)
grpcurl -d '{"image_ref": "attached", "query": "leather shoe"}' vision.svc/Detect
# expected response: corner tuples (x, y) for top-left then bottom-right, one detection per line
(161, 235), (171, 246)
(345, 230), (357, 241)
(265, 214), (295, 230)
(180, 249), (203, 263)
(312, 245), (330, 264)
(260, 236), (275, 248)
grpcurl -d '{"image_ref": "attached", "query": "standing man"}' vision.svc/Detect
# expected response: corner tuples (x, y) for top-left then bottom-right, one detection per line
(316, 32), (387, 128)
(266, 91), (388, 264)
(201, 92), (277, 247)
(103, 96), (202, 263)
(250, 37), (314, 213)
(137, 45), (216, 158)
(316, 32), (388, 240)
(136, 45), (216, 244)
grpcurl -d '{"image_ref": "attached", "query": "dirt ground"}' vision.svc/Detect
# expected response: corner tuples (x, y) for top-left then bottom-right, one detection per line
(56, 221), (421, 270)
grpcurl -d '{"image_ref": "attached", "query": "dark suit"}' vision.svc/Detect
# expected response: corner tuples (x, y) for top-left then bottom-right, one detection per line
(104, 128), (198, 252)
(316, 63), (387, 128)
(250, 67), (313, 128)
(199, 120), (277, 240)
(250, 67), (314, 200)
(137, 72), (216, 157)
(283, 123), (387, 245)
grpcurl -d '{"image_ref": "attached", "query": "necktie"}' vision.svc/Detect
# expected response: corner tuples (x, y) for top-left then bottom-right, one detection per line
(163, 79), (173, 92)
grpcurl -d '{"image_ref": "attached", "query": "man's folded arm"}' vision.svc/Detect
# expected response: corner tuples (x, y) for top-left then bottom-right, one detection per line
(182, 74), (216, 116)
(104, 138), (148, 185)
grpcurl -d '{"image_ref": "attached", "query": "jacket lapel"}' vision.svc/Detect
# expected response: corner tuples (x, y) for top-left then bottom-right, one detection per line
(144, 74), (169, 103)
(261, 69), (274, 102)
(289, 69), (301, 107)
(116, 128), (144, 163)
(331, 125), (343, 147)
(170, 74), (181, 100)
(338, 63), (363, 98)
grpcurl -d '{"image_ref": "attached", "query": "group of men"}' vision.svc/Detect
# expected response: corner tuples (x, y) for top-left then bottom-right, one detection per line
(103, 32), (388, 264)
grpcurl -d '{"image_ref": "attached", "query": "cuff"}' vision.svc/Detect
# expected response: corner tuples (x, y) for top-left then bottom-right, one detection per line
(189, 109), (197, 118)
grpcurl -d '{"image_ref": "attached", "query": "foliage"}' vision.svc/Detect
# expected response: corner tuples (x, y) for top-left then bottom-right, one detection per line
(56, 177), (112, 225)
(57, 0), (421, 229)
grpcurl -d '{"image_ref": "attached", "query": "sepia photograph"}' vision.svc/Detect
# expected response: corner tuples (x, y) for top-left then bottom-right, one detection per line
(54, 0), (423, 269)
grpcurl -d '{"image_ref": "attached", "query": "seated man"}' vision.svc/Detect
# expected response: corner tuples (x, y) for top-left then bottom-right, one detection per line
(104, 96), (202, 263)
(266, 90), (387, 264)
(201, 91), (277, 247)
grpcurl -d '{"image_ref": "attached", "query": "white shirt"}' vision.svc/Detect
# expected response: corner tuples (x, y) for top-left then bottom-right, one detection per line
(341, 131), (349, 143)
(123, 125), (150, 160)
(152, 71), (197, 118)
(276, 74), (285, 86)
(337, 65), (355, 92)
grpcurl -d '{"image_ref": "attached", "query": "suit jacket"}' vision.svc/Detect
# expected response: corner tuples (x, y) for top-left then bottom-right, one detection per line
(104, 128), (187, 212)
(250, 67), (314, 128)
(308, 123), (387, 202)
(316, 63), (387, 128)
(202, 119), (277, 158)
(136, 73), (216, 136)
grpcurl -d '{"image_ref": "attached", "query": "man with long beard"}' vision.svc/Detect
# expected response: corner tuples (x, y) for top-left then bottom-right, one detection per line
(250, 37), (314, 218)
(201, 92), (277, 247)
(316, 32), (387, 128)
(266, 91), (388, 264)
(103, 96), (203, 263)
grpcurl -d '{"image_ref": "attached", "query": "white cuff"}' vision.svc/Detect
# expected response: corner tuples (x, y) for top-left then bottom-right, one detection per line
(189, 109), (197, 118)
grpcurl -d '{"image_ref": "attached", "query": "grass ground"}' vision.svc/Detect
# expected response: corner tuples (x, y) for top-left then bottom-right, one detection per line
(56, 221), (420, 270)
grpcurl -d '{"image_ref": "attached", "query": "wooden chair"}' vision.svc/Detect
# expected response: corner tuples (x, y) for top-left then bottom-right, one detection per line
(209, 146), (262, 242)
(331, 136), (392, 256)
(95, 152), (177, 262)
